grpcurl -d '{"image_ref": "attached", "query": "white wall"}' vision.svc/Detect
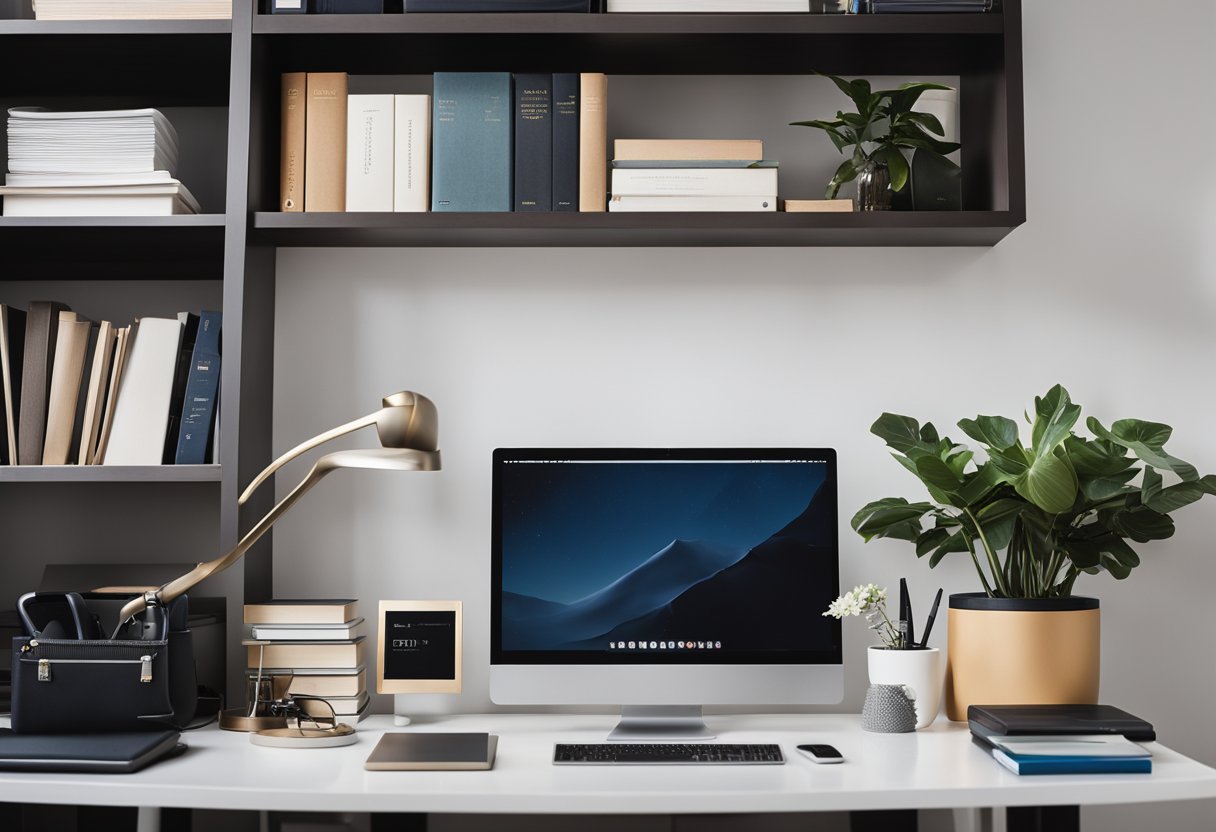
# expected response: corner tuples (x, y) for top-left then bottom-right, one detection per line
(272, 1), (1216, 828)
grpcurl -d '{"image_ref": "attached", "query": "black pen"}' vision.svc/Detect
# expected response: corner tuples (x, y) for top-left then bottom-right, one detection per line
(898, 578), (910, 649)
(904, 579), (915, 649)
(919, 588), (944, 648)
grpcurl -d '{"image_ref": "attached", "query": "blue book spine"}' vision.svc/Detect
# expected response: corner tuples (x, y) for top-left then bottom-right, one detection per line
(995, 750), (1152, 775)
(174, 310), (222, 465)
(514, 73), (552, 213)
(551, 73), (579, 212)
(432, 73), (514, 212)
(315, 0), (385, 11)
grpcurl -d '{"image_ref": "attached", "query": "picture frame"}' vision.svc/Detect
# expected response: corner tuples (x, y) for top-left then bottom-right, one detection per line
(376, 600), (462, 695)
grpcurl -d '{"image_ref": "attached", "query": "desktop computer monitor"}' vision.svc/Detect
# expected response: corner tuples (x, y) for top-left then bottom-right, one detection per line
(490, 448), (842, 740)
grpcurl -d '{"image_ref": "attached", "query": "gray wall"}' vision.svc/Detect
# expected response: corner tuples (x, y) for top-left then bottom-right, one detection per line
(270, 1), (1216, 829)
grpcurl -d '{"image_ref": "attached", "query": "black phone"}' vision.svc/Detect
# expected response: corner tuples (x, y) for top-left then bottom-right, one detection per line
(16, 591), (101, 640)
(796, 744), (844, 764)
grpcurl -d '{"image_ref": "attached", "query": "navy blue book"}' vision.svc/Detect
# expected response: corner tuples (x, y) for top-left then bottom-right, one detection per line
(405, 0), (590, 10)
(162, 313), (200, 465)
(174, 310), (222, 465)
(992, 749), (1151, 775)
(551, 73), (579, 212)
(514, 73), (552, 213)
(316, 0), (386, 11)
(432, 73), (513, 212)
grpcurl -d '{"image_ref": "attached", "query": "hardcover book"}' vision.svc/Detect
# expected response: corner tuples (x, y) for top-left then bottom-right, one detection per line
(174, 310), (222, 465)
(162, 312), (200, 464)
(0, 304), (27, 465)
(280, 72), (307, 211)
(578, 73), (607, 212)
(514, 73), (553, 213)
(432, 73), (513, 212)
(247, 668), (367, 698)
(610, 167), (778, 196)
(18, 300), (71, 465)
(41, 311), (92, 466)
(551, 73), (579, 211)
(613, 138), (763, 162)
(393, 95), (431, 212)
(78, 320), (116, 465)
(346, 94), (395, 212)
(101, 316), (186, 466)
(246, 638), (366, 670)
(244, 599), (359, 625)
(405, 0), (590, 9)
(304, 72), (349, 212)
(316, 0), (385, 10)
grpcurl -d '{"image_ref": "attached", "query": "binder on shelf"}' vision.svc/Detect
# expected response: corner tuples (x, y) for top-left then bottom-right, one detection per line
(174, 310), (222, 465)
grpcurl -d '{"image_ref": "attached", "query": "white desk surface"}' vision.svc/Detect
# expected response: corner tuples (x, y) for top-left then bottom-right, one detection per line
(2, 713), (1216, 815)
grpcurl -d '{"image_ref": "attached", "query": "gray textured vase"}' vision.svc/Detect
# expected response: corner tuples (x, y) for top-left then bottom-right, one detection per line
(862, 683), (918, 733)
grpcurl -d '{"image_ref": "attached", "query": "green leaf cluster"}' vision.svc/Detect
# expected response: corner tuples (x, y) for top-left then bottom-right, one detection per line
(852, 384), (1216, 598)
(790, 73), (962, 199)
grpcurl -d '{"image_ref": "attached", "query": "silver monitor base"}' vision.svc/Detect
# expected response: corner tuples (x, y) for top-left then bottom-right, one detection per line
(607, 706), (715, 741)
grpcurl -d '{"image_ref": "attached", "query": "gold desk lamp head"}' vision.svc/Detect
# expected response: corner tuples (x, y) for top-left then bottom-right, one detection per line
(115, 391), (441, 633)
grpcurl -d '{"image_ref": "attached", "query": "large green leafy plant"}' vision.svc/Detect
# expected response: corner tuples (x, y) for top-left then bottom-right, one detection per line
(791, 74), (961, 199)
(852, 385), (1216, 599)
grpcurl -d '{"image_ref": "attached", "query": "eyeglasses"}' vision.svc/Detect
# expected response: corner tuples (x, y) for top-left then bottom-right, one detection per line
(269, 695), (339, 736)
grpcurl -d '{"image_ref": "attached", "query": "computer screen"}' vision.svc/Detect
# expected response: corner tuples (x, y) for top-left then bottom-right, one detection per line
(491, 449), (841, 668)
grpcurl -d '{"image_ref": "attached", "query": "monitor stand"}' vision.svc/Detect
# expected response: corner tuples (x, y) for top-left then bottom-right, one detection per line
(607, 706), (715, 741)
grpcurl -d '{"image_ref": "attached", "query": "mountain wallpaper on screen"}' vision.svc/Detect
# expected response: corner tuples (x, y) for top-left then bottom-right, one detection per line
(500, 461), (837, 652)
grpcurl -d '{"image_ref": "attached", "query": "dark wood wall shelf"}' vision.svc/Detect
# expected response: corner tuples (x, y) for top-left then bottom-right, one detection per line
(2, 0), (1024, 701)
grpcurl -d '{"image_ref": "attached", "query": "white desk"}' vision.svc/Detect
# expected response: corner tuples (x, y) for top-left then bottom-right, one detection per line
(3, 714), (1216, 831)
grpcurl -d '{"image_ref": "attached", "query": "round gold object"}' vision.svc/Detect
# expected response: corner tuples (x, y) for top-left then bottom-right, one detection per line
(219, 708), (288, 733)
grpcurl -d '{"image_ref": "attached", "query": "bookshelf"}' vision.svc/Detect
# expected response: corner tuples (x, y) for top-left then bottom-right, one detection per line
(0, 0), (1023, 700)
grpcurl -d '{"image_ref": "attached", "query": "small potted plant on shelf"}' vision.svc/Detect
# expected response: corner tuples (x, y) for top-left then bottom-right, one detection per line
(824, 584), (943, 728)
(851, 384), (1216, 720)
(790, 73), (960, 211)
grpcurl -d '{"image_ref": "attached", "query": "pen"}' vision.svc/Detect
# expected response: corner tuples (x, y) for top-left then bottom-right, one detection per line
(898, 578), (910, 649)
(904, 578), (915, 649)
(919, 588), (943, 648)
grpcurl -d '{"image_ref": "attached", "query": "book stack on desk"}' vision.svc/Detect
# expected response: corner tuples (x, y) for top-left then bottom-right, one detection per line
(970, 705), (1155, 775)
(608, 139), (778, 212)
(245, 599), (370, 726)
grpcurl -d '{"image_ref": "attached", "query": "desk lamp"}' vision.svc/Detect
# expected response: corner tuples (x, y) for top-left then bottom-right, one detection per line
(115, 390), (442, 631)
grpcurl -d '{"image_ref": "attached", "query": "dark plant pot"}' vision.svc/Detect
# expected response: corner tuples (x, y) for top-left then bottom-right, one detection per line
(855, 160), (892, 211)
(945, 593), (1100, 721)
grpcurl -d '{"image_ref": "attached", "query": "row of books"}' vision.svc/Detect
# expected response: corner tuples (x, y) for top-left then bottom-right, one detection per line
(0, 302), (221, 467)
(281, 71), (608, 213)
(31, 0), (231, 18)
(245, 599), (370, 726)
(0, 108), (200, 217)
(268, 2), (847, 14)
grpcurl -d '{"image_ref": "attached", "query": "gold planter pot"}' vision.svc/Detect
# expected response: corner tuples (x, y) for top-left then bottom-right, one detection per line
(945, 593), (1100, 722)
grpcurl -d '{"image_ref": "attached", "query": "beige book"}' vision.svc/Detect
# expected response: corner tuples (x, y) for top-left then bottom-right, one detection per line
(613, 138), (764, 162)
(246, 638), (365, 670)
(280, 72), (307, 212)
(42, 311), (91, 465)
(318, 691), (371, 717)
(77, 320), (116, 465)
(94, 324), (132, 464)
(578, 73), (608, 212)
(304, 72), (348, 212)
(244, 599), (358, 625)
(783, 198), (855, 213)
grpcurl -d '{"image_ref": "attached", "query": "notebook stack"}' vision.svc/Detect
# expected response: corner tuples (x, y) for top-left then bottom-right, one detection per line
(608, 139), (778, 212)
(244, 599), (370, 727)
(969, 705), (1155, 775)
(1, 108), (199, 217)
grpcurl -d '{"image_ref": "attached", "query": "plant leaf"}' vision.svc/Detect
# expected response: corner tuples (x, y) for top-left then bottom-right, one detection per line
(1031, 384), (1081, 459)
(958, 415), (1019, 451)
(1065, 435), (1133, 477)
(902, 111), (945, 136)
(1080, 469), (1138, 502)
(915, 527), (951, 557)
(914, 454), (964, 493)
(1112, 507), (1175, 542)
(874, 145), (910, 192)
(851, 498), (935, 541)
(1014, 445), (1078, 514)
(871, 412), (924, 453)
(928, 529), (971, 567)
(826, 158), (860, 199)
(1087, 417), (1199, 481)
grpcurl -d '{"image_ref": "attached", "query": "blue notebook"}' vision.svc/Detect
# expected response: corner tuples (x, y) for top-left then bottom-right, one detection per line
(992, 749), (1151, 775)
(432, 73), (513, 212)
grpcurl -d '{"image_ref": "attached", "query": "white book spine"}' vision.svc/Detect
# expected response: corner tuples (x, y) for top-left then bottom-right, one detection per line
(101, 318), (184, 466)
(393, 95), (431, 213)
(345, 94), (395, 213)
(610, 167), (779, 197)
(609, 194), (777, 212)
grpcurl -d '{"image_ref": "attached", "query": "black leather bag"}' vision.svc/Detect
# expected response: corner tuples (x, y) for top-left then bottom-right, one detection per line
(9, 596), (198, 734)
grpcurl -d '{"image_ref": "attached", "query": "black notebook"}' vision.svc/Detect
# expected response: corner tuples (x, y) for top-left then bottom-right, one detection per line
(967, 704), (1156, 742)
(0, 729), (184, 773)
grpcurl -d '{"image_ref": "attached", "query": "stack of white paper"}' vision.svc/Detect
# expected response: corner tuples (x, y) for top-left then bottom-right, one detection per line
(2, 108), (199, 216)
(32, 0), (232, 20)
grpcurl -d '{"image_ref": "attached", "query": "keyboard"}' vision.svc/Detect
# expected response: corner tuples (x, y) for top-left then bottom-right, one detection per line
(553, 743), (784, 765)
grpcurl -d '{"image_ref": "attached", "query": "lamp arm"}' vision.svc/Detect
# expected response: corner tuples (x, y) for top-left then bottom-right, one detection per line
(115, 454), (342, 631)
(238, 413), (377, 506)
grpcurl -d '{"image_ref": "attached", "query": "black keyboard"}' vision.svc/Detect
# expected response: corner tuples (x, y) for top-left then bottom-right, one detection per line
(553, 743), (784, 765)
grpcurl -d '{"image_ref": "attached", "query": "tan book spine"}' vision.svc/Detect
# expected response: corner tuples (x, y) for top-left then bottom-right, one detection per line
(78, 320), (116, 465)
(94, 324), (131, 464)
(247, 640), (365, 669)
(243, 601), (358, 625)
(304, 72), (348, 212)
(783, 198), (855, 213)
(275, 669), (366, 697)
(42, 312), (91, 466)
(613, 138), (764, 162)
(280, 72), (307, 212)
(578, 73), (607, 212)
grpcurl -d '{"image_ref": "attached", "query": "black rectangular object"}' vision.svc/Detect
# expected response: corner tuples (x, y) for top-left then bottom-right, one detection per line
(316, 0), (386, 11)
(514, 73), (553, 213)
(967, 704), (1156, 742)
(0, 729), (182, 773)
(405, 0), (590, 9)
(551, 73), (580, 212)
